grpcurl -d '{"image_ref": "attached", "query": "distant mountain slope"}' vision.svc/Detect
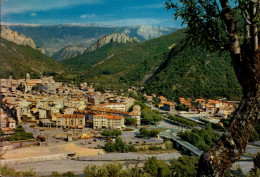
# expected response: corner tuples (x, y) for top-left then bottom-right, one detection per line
(62, 29), (241, 99)
(54, 33), (140, 61)
(0, 38), (64, 79)
(61, 42), (138, 71)
(144, 44), (242, 100)
(52, 46), (87, 61)
(63, 30), (186, 89)
(7, 24), (177, 56)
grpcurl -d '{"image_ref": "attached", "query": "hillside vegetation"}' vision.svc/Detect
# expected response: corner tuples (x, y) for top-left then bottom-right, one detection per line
(61, 42), (139, 71)
(61, 29), (241, 100)
(0, 38), (64, 79)
(61, 30), (186, 90)
(145, 42), (242, 100)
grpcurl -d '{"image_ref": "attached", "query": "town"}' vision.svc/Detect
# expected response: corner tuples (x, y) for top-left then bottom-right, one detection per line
(1, 73), (239, 136)
(1, 73), (254, 176)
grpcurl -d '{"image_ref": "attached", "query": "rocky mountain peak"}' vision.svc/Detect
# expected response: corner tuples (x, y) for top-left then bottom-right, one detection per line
(52, 46), (87, 61)
(86, 33), (140, 52)
(1, 25), (36, 49)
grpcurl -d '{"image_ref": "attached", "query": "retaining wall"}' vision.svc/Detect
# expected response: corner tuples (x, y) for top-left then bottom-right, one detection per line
(0, 154), (69, 166)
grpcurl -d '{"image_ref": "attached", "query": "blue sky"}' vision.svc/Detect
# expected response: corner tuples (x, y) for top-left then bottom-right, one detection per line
(1, 0), (182, 27)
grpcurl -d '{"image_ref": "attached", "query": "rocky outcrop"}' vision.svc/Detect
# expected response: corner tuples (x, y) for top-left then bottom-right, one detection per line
(86, 33), (140, 52)
(1, 25), (36, 49)
(36, 46), (46, 55)
(52, 46), (87, 61)
(137, 25), (172, 40)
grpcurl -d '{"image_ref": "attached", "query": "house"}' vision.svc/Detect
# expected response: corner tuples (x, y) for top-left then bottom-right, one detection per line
(159, 96), (167, 102)
(99, 103), (126, 112)
(146, 96), (153, 102)
(7, 118), (16, 129)
(163, 102), (175, 111)
(93, 114), (125, 130)
(56, 114), (85, 129)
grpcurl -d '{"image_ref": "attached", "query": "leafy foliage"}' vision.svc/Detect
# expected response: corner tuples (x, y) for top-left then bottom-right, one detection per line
(0, 166), (35, 177)
(100, 130), (122, 137)
(5, 125), (34, 141)
(178, 124), (221, 151)
(141, 107), (162, 125)
(144, 157), (172, 177)
(167, 115), (197, 128)
(104, 137), (136, 153)
(139, 128), (160, 138)
(170, 155), (199, 177)
(248, 153), (260, 177)
(125, 117), (137, 126)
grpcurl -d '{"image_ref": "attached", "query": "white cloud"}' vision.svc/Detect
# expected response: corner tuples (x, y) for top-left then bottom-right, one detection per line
(2, 0), (102, 15)
(80, 14), (97, 19)
(30, 13), (37, 16)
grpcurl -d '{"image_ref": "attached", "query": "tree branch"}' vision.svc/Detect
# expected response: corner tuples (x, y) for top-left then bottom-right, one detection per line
(220, 0), (241, 55)
(242, 12), (252, 25)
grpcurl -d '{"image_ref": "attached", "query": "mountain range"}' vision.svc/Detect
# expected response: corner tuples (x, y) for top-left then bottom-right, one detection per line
(53, 33), (140, 61)
(7, 24), (177, 56)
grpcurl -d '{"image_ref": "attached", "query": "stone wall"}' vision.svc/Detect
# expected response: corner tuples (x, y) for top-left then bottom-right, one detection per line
(0, 154), (70, 166)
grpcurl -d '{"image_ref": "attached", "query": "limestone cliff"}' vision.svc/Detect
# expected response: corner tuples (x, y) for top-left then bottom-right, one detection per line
(137, 25), (172, 40)
(36, 46), (46, 55)
(52, 46), (87, 61)
(86, 33), (140, 52)
(1, 25), (36, 49)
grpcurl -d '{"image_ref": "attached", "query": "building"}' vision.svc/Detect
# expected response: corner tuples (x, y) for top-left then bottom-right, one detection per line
(163, 102), (175, 111)
(93, 114), (125, 129)
(56, 114), (85, 129)
(100, 103), (126, 112)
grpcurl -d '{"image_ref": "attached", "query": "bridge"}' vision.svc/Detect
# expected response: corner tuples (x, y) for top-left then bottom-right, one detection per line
(159, 129), (203, 156)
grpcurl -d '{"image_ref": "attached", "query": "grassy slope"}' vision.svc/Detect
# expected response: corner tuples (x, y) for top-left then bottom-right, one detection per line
(0, 38), (64, 79)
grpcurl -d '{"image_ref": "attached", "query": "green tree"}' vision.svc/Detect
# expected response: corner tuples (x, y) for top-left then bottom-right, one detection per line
(248, 153), (260, 177)
(165, 0), (260, 176)
(84, 165), (108, 177)
(125, 117), (137, 126)
(171, 155), (199, 177)
(111, 130), (122, 137)
(144, 157), (172, 177)
(100, 130), (111, 137)
(140, 127), (150, 137)
(149, 129), (160, 137)
(104, 142), (115, 152)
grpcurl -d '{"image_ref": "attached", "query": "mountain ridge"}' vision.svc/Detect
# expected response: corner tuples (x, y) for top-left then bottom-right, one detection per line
(7, 24), (177, 56)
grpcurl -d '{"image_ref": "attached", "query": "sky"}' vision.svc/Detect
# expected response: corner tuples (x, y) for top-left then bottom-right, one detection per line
(1, 0), (182, 28)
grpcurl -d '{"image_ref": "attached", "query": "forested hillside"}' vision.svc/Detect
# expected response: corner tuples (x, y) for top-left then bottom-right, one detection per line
(0, 38), (64, 79)
(145, 43), (242, 100)
(61, 30), (186, 90)
(59, 29), (242, 100)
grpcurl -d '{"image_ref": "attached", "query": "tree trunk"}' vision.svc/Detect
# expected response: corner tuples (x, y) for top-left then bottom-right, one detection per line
(197, 97), (260, 177)
(197, 51), (260, 176)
